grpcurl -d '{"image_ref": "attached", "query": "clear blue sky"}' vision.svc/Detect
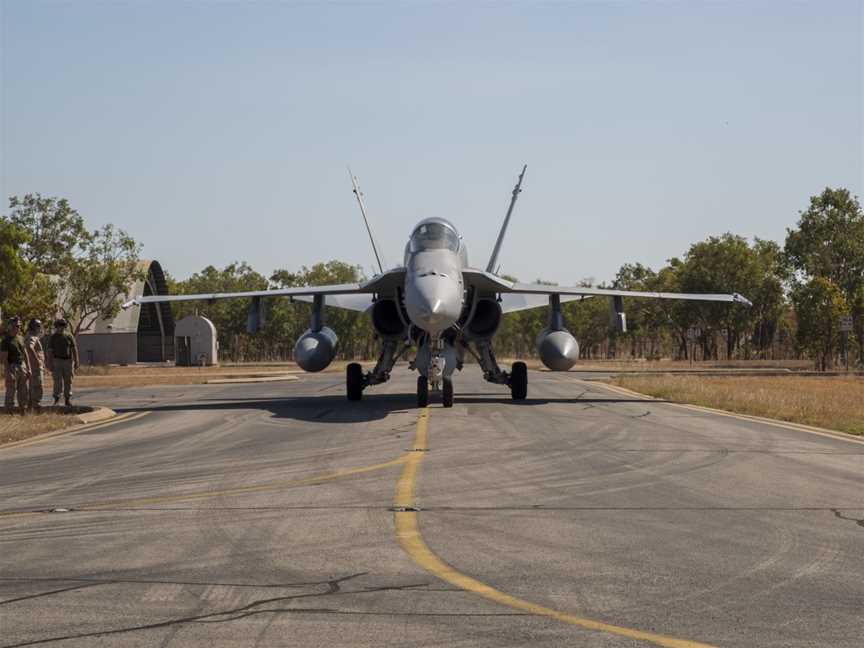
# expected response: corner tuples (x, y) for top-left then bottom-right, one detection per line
(2, 1), (861, 284)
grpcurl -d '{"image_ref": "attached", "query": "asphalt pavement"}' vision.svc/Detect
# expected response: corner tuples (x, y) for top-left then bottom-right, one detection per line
(1, 367), (862, 647)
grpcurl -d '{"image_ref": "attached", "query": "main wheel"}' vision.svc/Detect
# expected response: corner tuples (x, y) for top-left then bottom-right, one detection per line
(442, 377), (454, 408)
(510, 361), (527, 400)
(417, 375), (429, 408)
(346, 362), (364, 401)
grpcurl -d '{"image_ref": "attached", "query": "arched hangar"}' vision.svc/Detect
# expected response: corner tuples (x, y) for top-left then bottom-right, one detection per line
(76, 260), (175, 365)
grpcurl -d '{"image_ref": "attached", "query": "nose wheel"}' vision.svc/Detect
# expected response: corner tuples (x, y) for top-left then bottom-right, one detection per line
(416, 375), (454, 408)
(417, 375), (429, 407)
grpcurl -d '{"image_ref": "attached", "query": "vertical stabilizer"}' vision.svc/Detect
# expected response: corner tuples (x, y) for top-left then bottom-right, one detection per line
(486, 165), (527, 274)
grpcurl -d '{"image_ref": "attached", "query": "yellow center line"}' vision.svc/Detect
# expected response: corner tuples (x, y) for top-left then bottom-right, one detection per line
(393, 407), (719, 648)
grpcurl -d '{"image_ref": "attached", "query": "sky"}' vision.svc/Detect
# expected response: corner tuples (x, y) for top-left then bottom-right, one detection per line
(2, 1), (862, 284)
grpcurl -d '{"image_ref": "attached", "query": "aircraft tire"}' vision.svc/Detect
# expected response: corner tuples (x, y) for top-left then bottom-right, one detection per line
(347, 363), (364, 401)
(417, 375), (429, 408)
(510, 361), (527, 400)
(442, 377), (454, 408)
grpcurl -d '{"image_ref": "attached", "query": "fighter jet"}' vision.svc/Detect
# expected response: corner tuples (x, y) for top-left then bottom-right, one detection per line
(123, 166), (751, 407)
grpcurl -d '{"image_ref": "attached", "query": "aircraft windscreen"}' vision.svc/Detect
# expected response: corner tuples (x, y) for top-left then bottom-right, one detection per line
(409, 222), (460, 253)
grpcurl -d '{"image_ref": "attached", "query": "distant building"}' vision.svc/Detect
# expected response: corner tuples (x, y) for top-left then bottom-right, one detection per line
(76, 260), (175, 365)
(175, 315), (218, 366)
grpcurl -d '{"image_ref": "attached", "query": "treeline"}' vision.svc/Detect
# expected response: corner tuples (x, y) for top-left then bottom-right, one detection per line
(3, 188), (862, 369)
(168, 187), (863, 370)
(1, 195), (143, 333)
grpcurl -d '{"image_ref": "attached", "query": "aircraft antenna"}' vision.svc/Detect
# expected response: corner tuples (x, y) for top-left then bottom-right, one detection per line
(348, 167), (385, 275)
(486, 164), (527, 274)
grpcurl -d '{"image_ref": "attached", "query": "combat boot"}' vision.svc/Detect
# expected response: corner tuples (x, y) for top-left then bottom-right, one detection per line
(64, 398), (72, 407)
(53, 396), (60, 406)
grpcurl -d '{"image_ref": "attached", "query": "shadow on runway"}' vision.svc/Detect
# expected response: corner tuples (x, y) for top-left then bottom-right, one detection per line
(113, 393), (662, 423)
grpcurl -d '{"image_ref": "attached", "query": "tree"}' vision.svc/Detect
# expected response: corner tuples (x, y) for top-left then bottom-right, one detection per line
(785, 188), (864, 365)
(677, 234), (763, 359)
(0, 216), (59, 324)
(61, 225), (146, 334)
(7, 194), (89, 274)
(748, 239), (787, 359)
(270, 261), (373, 361)
(0, 218), (30, 311)
(792, 277), (848, 370)
(7, 195), (145, 333)
(171, 262), (269, 359)
(613, 263), (661, 358)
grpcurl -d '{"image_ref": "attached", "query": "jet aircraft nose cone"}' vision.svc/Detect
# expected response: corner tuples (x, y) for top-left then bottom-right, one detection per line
(405, 275), (462, 334)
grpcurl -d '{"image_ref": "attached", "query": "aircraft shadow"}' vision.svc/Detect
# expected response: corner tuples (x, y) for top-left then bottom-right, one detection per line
(114, 393), (661, 424)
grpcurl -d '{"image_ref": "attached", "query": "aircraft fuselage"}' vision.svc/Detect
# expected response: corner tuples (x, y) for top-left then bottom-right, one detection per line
(402, 218), (467, 336)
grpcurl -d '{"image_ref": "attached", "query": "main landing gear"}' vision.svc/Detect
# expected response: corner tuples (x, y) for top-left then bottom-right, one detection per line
(468, 337), (528, 401)
(345, 338), (409, 402)
(509, 361), (527, 400)
(346, 362), (364, 401)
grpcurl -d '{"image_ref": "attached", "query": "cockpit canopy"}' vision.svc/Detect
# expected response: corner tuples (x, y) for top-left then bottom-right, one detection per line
(409, 218), (460, 254)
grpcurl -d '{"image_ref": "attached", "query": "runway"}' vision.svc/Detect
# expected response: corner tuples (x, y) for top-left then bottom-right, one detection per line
(1, 368), (861, 647)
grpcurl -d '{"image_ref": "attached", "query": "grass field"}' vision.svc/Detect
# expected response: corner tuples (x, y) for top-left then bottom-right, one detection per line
(0, 411), (77, 446)
(611, 374), (864, 435)
(69, 362), (314, 388)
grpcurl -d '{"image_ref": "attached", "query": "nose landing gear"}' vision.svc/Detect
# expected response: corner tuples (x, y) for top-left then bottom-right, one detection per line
(414, 335), (457, 408)
(415, 375), (454, 408)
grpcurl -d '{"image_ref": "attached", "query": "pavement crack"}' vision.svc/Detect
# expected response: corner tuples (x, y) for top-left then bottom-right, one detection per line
(831, 508), (864, 528)
(0, 574), (443, 648)
(0, 583), (101, 606)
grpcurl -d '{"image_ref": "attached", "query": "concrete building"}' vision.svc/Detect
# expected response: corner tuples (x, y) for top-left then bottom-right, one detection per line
(76, 260), (175, 365)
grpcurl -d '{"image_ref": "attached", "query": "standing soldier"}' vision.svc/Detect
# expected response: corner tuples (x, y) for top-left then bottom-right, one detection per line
(24, 319), (46, 410)
(46, 319), (79, 407)
(1, 317), (32, 415)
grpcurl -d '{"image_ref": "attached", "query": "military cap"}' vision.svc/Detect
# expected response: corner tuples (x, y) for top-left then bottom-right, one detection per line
(53, 318), (68, 328)
(28, 318), (43, 332)
(6, 316), (21, 327)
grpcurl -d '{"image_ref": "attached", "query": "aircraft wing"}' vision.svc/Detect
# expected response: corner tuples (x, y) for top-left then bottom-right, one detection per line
(291, 293), (374, 312)
(121, 268), (407, 311)
(122, 283), (366, 309)
(498, 293), (587, 314)
(461, 269), (751, 306)
(507, 282), (753, 306)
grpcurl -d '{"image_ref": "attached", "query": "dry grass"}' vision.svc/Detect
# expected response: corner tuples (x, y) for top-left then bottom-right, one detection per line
(69, 362), (330, 388)
(0, 411), (78, 446)
(76, 362), (302, 376)
(505, 358), (814, 372)
(611, 375), (864, 435)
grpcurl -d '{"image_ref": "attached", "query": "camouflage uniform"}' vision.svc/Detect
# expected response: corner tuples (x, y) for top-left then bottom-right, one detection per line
(2, 331), (30, 413)
(47, 327), (78, 405)
(24, 331), (46, 408)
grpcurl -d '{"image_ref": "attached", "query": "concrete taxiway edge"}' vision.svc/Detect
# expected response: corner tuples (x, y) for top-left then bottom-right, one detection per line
(0, 410), (150, 452)
(205, 375), (300, 384)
